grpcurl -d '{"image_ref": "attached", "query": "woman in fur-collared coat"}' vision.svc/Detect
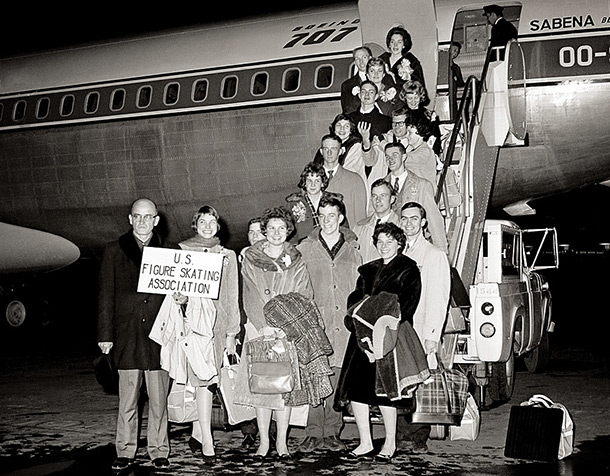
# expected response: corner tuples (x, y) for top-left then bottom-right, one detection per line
(335, 222), (425, 461)
(239, 206), (313, 459)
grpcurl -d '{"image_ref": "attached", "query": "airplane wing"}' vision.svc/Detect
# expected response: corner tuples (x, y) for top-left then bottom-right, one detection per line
(0, 222), (80, 274)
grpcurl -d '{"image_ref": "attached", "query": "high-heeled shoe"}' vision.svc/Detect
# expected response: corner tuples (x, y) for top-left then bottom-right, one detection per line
(374, 451), (395, 463)
(277, 453), (292, 461)
(253, 450), (268, 461)
(342, 448), (376, 460)
(201, 453), (216, 465)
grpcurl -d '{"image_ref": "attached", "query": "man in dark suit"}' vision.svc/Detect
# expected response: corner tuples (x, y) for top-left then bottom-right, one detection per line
(483, 4), (518, 61)
(98, 198), (178, 472)
(340, 46), (372, 114)
(349, 80), (392, 144)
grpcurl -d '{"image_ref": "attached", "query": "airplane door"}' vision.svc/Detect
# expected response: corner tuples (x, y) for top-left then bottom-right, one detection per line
(358, 0), (438, 107)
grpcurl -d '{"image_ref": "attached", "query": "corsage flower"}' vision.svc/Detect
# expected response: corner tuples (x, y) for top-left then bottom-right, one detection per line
(352, 85), (360, 96)
(291, 202), (307, 223)
(281, 254), (292, 267)
(379, 87), (397, 102)
(397, 58), (414, 81)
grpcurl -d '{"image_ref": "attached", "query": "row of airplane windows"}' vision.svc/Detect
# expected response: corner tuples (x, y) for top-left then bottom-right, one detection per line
(0, 64), (337, 125)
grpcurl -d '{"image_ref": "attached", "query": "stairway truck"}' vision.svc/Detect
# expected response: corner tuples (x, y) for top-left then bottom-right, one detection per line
(452, 220), (558, 403)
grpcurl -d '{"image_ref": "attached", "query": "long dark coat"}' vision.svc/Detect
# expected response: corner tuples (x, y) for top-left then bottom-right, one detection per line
(334, 254), (421, 409)
(97, 231), (178, 370)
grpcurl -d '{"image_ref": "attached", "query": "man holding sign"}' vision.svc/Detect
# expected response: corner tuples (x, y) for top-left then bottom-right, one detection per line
(98, 198), (178, 472)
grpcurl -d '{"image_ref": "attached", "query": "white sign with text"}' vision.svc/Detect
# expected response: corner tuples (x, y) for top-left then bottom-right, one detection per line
(137, 247), (224, 299)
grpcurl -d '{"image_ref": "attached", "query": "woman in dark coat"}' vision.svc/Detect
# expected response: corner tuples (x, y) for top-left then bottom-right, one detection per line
(335, 222), (425, 462)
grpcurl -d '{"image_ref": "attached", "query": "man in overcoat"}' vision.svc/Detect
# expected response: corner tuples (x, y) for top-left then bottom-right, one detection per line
(397, 201), (451, 453)
(297, 194), (362, 452)
(97, 198), (178, 471)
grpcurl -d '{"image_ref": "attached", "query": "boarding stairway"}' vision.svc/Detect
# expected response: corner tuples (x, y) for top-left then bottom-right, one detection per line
(435, 40), (527, 366)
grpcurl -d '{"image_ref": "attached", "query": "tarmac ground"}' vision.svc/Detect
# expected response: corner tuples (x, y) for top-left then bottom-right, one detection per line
(1, 340), (608, 476)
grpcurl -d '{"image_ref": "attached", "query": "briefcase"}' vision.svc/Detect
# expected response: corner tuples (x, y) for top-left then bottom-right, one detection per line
(505, 394), (573, 461)
(505, 405), (564, 461)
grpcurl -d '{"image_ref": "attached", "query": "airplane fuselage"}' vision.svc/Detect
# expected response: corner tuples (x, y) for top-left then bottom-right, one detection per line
(1, 1), (609, 252)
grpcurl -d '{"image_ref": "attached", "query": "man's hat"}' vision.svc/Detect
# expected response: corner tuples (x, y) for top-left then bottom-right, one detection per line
(483, 4), (504, 16)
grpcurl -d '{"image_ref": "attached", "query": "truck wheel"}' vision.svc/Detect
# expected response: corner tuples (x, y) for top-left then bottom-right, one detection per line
(523, 330), (550, 373)
(5, 299), (27, 328)
(488, 351), (515, 403)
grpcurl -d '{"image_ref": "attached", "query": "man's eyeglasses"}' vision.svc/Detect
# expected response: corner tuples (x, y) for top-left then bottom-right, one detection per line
(132, 214), (157, 222)
(392, 121), (406, 127)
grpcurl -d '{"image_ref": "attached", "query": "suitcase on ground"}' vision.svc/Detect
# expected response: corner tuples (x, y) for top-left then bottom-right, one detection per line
(504, 404), (564, 461)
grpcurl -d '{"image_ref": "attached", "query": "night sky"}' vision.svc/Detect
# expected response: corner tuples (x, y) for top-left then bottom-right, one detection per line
(2, 2), (609, 249)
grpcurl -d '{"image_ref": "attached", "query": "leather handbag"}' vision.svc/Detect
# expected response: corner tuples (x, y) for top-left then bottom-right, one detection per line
(246, 336), (295, 394)
(411, 358), (468, 425)
(505, 394), (574, 461)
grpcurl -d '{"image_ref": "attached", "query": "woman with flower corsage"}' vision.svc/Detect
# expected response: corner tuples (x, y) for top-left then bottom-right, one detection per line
(239, 206), (313, 459)
(286, 162), (334, 243)
(366, 57), (399, 116)
(379, 26), (426, 91)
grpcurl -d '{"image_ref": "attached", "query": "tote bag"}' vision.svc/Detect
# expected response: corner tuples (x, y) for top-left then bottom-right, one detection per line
(411, 359), (468, 425)
(219, 352), (256, 425)
(167, 381), (198, 423)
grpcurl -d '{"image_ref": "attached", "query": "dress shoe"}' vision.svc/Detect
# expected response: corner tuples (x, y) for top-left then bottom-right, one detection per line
(324, 435), (346, 451)
(241, 434), (257, 447)
(111, 457), (133, 471)
(253, 451), (268, 461)
(375, 451), (395, 463)
(201, 453), (216, 465)
(342, 448), (376, 460)
(188, 437), (202, 453)
(152, 457), (170, 468)
(298, 436), (324, 452)
(277, 453), (292, 461)
(412, 442), (428, 454)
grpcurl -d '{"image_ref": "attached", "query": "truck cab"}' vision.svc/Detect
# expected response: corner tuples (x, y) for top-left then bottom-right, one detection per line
(452, 219), (558, 402)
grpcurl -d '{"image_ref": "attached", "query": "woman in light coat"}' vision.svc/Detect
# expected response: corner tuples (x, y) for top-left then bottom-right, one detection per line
(151, 205), (240, 463)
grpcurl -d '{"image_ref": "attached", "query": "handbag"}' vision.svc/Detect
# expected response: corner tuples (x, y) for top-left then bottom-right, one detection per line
(411, 358), (468, 425)
(219, 352), (256, 425)
(505, 394), (574, 461)
(246, 336), (295, 395)
(449, 393), (480, 440)
(167, 380), (198, 423)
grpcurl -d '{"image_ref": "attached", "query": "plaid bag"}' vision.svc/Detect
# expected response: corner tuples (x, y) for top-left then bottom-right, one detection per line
(411, 360), (468, 425)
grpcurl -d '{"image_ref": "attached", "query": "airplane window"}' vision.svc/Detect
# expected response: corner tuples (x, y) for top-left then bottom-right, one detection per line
(164, 83), (180, 106)
(251, 72), (268, 96)
(137, 86), (152, 108)
(13, 100), (26, 121)
(110, 89), (126, 111)
(283, 68), (300, 92)
(315, 65), (334, 89)
(60, 95), (75, 117)
(36, 98), (50, 119)
(221, 76), (238, 99)
(85, 92), (100, 114)
(192, 80), (208, 102)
